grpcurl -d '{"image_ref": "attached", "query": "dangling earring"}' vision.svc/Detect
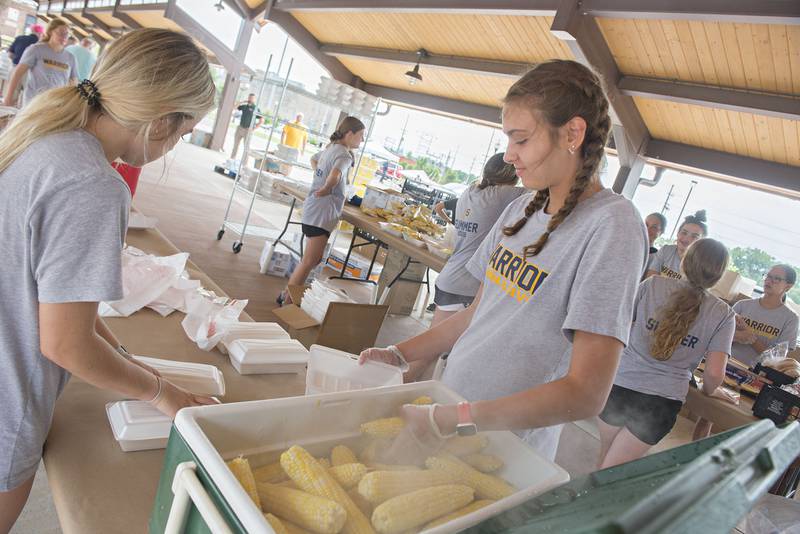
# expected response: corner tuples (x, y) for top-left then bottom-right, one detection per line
(568, 146), (576, 155)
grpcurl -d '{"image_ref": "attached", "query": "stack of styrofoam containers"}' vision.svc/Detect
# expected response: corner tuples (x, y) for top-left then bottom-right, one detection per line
(106, 356), (226, 452)
(219, 322), (290, 355)
(299, 280), (355, 323)
(227, 339), (309, 375)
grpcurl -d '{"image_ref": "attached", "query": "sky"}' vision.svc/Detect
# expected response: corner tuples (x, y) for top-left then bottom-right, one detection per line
(207, 10), (800, 268)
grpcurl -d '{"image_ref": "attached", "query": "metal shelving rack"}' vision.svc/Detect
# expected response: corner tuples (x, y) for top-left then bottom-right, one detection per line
(215, 57), (382, 254)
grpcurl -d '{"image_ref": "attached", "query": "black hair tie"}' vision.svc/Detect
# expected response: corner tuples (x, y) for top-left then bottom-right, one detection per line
(77, 79), (101, 107)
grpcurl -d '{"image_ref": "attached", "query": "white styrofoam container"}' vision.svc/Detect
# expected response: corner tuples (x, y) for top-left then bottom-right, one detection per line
(132, 355), (225, 397)
(219, 322), (290, 355)
(305, 344), (402, 395)
(175, 381), (571, 534)
(106, 400), (171, 452)
(227, 339), (309, 375)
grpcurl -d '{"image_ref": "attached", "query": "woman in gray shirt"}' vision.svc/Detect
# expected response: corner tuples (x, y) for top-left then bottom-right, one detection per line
(598, 238), (734, 468)
(430, 153), (525, 326)
(646, 210), (708, 280)
(0, 29), (218, 530)
(280, 116), (365, 305)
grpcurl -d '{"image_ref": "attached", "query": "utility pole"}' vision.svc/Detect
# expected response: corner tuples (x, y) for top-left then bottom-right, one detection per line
(670, 180), (698, 240)
(660, 184), (675, 215)
(397, 115), (409, 153)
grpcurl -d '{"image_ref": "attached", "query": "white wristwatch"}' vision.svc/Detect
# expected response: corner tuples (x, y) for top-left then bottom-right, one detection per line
(386, 345), (410, 372)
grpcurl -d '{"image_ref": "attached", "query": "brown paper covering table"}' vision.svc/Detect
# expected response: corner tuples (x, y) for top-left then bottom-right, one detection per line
(684, 382), (758, 432)
(42, 226), (305, 533)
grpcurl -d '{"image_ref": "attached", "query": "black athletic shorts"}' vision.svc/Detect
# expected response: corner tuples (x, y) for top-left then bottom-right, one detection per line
(433, 285), (475, 311)
(599, 385), (683, 445)
(301, 224), (330, 238)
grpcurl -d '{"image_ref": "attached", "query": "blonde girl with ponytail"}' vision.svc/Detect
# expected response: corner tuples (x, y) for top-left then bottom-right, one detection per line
(359, 60), (649, 462)
(0, 29), (217, 531)
(597, 238), (735, 468)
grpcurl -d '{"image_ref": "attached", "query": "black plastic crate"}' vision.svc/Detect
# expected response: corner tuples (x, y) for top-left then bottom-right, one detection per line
(753, 384), (800, 424)
(753, 362), (797, 387)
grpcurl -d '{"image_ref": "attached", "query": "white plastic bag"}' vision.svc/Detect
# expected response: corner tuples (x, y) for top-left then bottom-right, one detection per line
(100, 247), (189, 317)
(181, 291), (248, 351)
(147, 275), (202, 317)
(758, 341), (790, 366)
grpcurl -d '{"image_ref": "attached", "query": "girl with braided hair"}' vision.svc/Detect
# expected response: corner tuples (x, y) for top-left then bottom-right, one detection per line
(597, 239), (734, 468)
(359, 60), (648, 461)
(0, 29), (218, 529)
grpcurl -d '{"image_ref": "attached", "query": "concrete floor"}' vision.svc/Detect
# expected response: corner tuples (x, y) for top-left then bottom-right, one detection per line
(9, 141), (736, 532)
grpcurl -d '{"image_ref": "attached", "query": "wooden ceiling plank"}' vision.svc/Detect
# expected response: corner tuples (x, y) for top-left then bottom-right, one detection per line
(703, 22), (732, 87)
(784, 121), (800, 167)
(767, 116), (789, 165)
(688, 20), (718, 85)
(725, 109), (749, 157)
(673, 20), (704, 83)
(752, 23), (778, 93)
(788, 26), (800, 94)
(711, 107), (736, 155)
(734, 23), (762, 91)
(646, 19), (678, 79)
(661, 20), (691, 82)
(634, 18), (664, 78)
(719, 22), (747, 89)
(752, 113), (773, 162)
(602, 18), (639, 75)
(769, 25), (793, 94)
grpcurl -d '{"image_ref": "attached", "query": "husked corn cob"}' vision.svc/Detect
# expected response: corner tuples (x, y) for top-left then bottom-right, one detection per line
(283, 520), (314, 534)
(257, 482), (346, 534)
(329, 463), (368, 489)
(463, 454), (504, 473)
(442, 434), (489, 457)
(331, 445), (359, 466)
(425, 454), (514, 501)
(359, 438), (391, 464)
(254, 461), (288, 483)
(366, 464), (421, 472)
(277, 479), (299, 489)
(347, 487), (374, 517)
(318, 458), (331, 469)
(371, 485), (474, 534)
(422, 499), (494, 529)
(360, 417), (405, 438)
(410, 396), (433, 405)
(227, 457), (262, 509)
(264, 513), (289, 534)
(358, 469), (457, 504)
(281, 445), (375, 534)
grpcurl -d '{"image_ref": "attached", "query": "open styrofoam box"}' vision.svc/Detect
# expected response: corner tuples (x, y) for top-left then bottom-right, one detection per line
(218, 322), (290, 355)
(227, 339), (309, 375)
(107, 401), (172, 452)
(305, 344), (403, 395)
(175, 381), (570, 534)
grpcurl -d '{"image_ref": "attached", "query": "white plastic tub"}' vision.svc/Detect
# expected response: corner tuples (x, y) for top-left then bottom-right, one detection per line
(305, 344), (402, 395)
(227, 339), (309, 375)
(174, 381), (570, 534)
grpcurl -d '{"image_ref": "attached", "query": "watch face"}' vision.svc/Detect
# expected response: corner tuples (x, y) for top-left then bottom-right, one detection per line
(456, 423), (478, 436)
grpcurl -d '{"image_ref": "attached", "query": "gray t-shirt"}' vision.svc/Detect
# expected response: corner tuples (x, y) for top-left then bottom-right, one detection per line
(649, 244), (683, 280)
(435, 185), (526, 297)
(731, 299), (799, 366)
(0, 130), (129, 491)
(614, 277), (735, 401)
(19, 43), (77, 107)
(302, 144), (353, 232)
(441, 189), (648, 460)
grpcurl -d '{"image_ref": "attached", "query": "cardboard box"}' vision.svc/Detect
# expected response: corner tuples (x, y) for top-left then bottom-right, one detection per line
(360, 185), (406, 211)
(272, 285), (389, 354)
(259, 241), (299, 277)
(325, 247), (382, 282)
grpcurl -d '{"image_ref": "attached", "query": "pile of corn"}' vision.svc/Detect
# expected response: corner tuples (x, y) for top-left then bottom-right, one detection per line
(225, 396), (516, 534)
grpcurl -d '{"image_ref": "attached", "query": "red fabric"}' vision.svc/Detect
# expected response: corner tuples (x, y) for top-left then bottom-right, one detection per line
(112, 162), (142, 197)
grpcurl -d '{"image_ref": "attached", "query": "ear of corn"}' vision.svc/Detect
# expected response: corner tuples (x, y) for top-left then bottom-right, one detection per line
(257, 482), (346, 534)
(462, 454), (504, 473)
(331, 445), (359, 466)
(410, 396), (433, 405)
(347, 487), (374, 518)
(360, 417), (405, 438)
(425, 454), (515, 501)
(329, 463), (368, 489)
(227, 457), (262, 509)
(264, 513), (290, 534)
(357, 469), (458, 504)
(366, 464), (421, 472)
(442, 434), (489, 457)
(283, 520), (314, 534)
(422, 499), (494, 529)
(281, 445), (376, 534)
(254, 461), (288, 484)
(317, 458), (331, 469)
(359, 438), (391, 464)
(370, 485), (474, 534)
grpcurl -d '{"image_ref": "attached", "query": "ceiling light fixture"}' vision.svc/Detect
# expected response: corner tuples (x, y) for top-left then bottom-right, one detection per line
(405, 49), (427, 86)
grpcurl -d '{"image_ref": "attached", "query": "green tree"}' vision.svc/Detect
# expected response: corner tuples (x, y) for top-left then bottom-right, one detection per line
(728, 247), (775, 283)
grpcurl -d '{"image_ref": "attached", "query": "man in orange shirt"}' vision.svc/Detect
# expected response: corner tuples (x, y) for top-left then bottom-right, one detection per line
(281, 112), (308, 155)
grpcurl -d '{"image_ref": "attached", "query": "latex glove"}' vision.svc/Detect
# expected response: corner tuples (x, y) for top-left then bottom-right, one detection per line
(382, 404), (452, 465)
(358, 346), (408, 371)
(150, 377), (220, 419)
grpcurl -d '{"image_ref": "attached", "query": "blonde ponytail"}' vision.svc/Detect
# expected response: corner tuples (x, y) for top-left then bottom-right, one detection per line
(0, 28), (215, 174)
(650, 238), (729, 360)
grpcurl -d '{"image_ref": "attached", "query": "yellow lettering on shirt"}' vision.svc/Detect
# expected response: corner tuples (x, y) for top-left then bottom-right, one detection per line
(741, 316), (780, 339)
(660, 265), (682, 280)
(485, 244), (549, 303)
(42, 58), (69, 71)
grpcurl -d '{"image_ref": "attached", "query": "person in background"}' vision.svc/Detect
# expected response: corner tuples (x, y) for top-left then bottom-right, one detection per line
(645, 212), (667, 255)
(281, 112), (308, 156)
(0, 48), (11, 95)
(66, 36), (78, 47)
(7, 24), (43, 66)
(731, 265), (799, 367)
(597, 239), (734, 468)
(430, 153), (526, 327)
(0, 29), (218, 532)
(66, 37), (97, 82)
(278, 116), (366, 305)
(230, 93), (262, 160)
(359, 60), (648, 462)
(3, 19), (77, 108)
(645, 210), (707, 280)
